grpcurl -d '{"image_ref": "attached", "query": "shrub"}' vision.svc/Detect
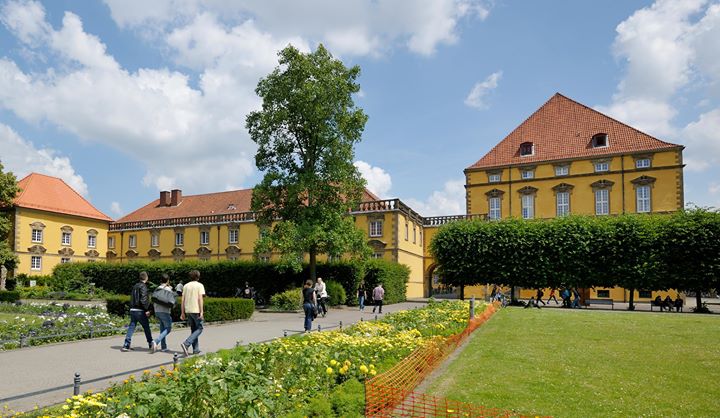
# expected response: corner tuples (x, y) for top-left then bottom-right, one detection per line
(105, 296), (253, 322)
(363, 259), (410, 304)
(4, 278), (16, 291)
(0, 290), (20, 303)
(325, 280), (346, 306)
(14, 274), (52, 287)
(270, 288), (302, 311)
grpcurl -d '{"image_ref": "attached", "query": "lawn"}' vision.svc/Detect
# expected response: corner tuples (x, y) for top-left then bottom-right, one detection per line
(426, 308), (720, 417)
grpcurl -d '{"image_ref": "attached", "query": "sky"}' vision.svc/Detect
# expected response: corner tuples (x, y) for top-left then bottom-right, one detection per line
(0, 0), (719, 219)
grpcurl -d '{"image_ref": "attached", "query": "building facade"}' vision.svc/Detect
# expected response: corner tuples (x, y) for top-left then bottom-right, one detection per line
(9, 173), (112, 277)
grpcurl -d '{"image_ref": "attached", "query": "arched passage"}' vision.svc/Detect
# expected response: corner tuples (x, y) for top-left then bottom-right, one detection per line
(425, 263), (459, 299)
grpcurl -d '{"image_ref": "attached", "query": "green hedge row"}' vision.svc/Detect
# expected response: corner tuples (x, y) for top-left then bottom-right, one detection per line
(106, 296), (255, 322)
(54, 259), (409, 306)
(0, 290), (20, 303)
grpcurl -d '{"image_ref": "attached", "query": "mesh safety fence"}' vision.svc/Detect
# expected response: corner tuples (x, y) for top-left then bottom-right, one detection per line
(365, 303), (538, 417)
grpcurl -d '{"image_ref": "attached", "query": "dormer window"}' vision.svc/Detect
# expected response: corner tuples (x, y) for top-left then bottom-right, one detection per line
(520, 142), (534, 156)
(592, 133), (608, 148)
(227, 204), (237, 210)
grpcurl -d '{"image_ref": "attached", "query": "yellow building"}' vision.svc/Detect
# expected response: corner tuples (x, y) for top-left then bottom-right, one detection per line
(9, 173), (112, 277)
(107, 190), (429, 297)
(457, 93), (684, 302)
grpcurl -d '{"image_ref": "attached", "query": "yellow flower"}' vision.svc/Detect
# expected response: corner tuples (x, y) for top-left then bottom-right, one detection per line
(326, 367), (333, 375)
(360, 365), (369, 373)
(339, 367), (347, 375)
(370, 369), (377, 376)
(330, 359), (337, 366)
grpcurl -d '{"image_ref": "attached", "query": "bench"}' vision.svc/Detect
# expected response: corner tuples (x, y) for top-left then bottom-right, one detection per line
(584, 298), (614, 310)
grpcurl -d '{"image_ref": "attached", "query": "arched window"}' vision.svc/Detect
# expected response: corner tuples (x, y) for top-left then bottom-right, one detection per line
(519, 142), (534, 156)
(592, 133), (608, 148)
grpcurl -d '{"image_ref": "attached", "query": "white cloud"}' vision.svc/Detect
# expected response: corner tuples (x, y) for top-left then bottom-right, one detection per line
(109, 201), (123, 217)
(405, 179), (465, 216)
(709, 182), (720, 195)
(682, 108), (720, 172)
(0, 0), (50, 45)
(354, 161), (392, 198)
(0, 123), (88, 196)
(594, 98), (678, 138)
(464, 70), (502, 110)
(103, 0), (491, 57)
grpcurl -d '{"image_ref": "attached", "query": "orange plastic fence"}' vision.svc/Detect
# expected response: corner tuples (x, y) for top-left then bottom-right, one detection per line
(365, 304), (531, 417)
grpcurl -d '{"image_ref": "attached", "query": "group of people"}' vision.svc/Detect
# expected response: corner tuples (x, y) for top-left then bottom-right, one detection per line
(300, 279), (385, 332)
(121, 270), (206, 357)
(356, 282), (385, 313)
(654, 295), (683, 312)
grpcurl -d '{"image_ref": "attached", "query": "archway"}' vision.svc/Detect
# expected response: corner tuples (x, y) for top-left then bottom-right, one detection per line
(425, 264), (460, 299)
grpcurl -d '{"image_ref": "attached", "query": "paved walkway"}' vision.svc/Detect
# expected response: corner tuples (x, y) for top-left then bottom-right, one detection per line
(0, 302), (425, 413)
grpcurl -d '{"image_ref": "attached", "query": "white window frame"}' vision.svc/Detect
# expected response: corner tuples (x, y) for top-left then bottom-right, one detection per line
(151, 233), (159, 247)
(521, 194), (534, 219)
(636, 185), (651, 213)
(556, 191), (570, 217)
(635, 158), (651, 169)
(260, 255), (270, 263)
(31, 255), (41, 271)
(369, 220), (383, 237)
(555, 165), (569, 176)
(488, 197), (501, 220)
(594, 162), (609, 172)
(595, 189), (609, 215)
(32, 229), (43, 243)
(404, 223), (409, 241)
(61, 232), (71, 246)
(60, 257), (71, 264)
(175, 232), (184, 246)
(87, 234), (97, 248)
(488, 174), (501, 183)
(108, 236), (115, 249)
(521, 170), (534, 179)
(228, 229), (238, 244)
(129, 235), (137, 248)
(200, 231), (210, 245)
(372, 252), (383, 259)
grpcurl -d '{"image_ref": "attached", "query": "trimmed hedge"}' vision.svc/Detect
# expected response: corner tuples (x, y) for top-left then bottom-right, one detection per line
(0, 290), (20, 303)
(106, 296), (254, 322)
(54, 260), (409, 306)
(325, 280), (346, 307)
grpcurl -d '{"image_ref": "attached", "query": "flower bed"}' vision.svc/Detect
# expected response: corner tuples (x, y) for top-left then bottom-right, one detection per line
(50, 300), (482, 417)
(0, 302), (125, 350)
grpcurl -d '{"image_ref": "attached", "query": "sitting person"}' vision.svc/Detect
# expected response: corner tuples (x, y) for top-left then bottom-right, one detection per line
(663, 295), (674, 312)
(674, 296), (684, 312)
(653, 295), (664, 311)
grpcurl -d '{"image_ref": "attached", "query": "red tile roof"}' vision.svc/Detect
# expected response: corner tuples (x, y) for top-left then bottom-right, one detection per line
(117, 188), (381, 223)
(14, 173), (112, 221)
(466, 93), (682, 171)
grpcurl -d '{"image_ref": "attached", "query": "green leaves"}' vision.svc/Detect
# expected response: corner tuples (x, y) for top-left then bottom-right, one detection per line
(0, 162), (19, 270)
(246, 44), (369, 279)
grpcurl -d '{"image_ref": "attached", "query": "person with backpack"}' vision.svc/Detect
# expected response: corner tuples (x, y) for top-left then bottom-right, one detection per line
(121, 271), (153, 352)
(150, 274), (176, 353)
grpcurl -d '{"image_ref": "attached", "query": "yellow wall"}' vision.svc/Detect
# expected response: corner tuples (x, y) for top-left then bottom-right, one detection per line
(465, 149), (683, 218)
(13, 207), (109, 276)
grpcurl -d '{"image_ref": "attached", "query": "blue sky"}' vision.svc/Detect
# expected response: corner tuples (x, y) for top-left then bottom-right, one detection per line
(0, 0), (719, 219)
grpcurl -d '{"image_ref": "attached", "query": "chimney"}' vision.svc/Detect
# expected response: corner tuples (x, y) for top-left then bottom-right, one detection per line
(170, 189), (182, 206)
(159, 191), (170, 207)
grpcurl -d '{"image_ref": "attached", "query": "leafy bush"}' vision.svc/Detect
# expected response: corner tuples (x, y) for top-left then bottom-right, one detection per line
(17, 286), (114, 301)
(14, 274), (52, 287)
(105, 296), (254, 322)
(270, 288), (302, 311)
(325, 280), (346, 306)
(362, 259), (410, 305)
(4, 278), (16, 291)
(0, 290), (20, 303)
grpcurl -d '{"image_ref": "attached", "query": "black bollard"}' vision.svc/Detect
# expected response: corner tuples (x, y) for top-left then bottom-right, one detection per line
(73, 373), (81, 396)
(173, 353), (179, 370)
(339, 321), (343, 331)
(318, 324), (322, 332)
(284, 330), (288, 337)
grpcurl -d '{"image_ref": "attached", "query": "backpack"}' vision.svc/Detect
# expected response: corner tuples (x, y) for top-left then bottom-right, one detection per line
(152, 287), (176, 308)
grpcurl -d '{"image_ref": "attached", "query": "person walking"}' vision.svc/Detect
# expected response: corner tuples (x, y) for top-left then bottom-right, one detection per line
(315, 277), (328, 317)
(357, 282), (367, 311)
(371, 283), (385, 314)
(535, 289), (546, 306)
(180, 270), (205, 356)
(302, 280), (317, 333)
(572, 288), (582, 309)
(546, 288), (559, 305)
(151, 274), (175, 353)
(121, 271), (153, 352)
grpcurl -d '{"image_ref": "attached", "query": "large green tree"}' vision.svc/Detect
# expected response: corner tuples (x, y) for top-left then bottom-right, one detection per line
(658, 208), (720, 311)
(0, 162), (20, 285)
(246, 45), (369, 280)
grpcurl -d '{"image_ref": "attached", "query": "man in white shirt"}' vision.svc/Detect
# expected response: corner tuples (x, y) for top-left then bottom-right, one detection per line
(180, 270), (205, 356)
(372, 283), (385, 314)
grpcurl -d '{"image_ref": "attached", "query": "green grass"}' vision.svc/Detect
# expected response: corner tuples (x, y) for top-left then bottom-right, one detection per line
(0, 312), (37, 322)
(427, 308), (720, 417)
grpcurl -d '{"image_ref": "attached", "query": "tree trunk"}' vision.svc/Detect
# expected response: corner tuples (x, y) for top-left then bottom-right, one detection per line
(510, 285), (517, 303)
(696, 290), (702, 312)
(628, 288), (635, 311)
(460, 284), (465, 301)
(309, 247), (317, 283)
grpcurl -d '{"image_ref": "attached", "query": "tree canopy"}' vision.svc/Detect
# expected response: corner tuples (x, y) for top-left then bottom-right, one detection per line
(0, 162), (19, 272)
(246, 44), (369, 279)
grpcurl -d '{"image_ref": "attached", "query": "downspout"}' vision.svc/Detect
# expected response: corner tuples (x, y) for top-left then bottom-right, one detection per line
(621, 155), (626, 214)
(119, 231), (124, 263)
(217, 225), (221, 260)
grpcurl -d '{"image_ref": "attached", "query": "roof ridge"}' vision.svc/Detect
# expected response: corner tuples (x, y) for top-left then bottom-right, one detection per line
(54, 175), (113, 221)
